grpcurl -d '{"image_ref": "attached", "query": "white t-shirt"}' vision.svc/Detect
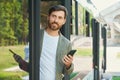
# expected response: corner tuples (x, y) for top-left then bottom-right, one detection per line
(40, 31), (59, 80)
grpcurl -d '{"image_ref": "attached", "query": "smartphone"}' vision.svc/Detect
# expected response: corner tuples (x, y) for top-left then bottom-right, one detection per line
(9, 49), (16, 55)
(67, 50), (77, 56)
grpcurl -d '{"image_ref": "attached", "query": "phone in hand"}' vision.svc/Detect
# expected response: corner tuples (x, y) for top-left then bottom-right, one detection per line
(9, 49), (16, 55)
(67, 50), (77, 56)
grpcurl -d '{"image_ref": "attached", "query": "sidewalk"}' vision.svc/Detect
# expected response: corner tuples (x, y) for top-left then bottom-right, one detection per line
(4, 66), (22, 72)
(101, 46), (120, 80)
(72, 56), (92, 80)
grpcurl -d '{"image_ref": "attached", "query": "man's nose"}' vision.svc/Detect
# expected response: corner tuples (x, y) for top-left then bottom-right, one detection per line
(54, 17), (59, 22)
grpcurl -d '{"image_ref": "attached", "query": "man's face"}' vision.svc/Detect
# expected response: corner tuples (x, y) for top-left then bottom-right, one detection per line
(48, 11), (66, 31)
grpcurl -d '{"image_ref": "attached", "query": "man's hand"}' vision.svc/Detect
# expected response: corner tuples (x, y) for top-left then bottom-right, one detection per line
(13, 54), (23, 63)
(62, 55), (73, 69)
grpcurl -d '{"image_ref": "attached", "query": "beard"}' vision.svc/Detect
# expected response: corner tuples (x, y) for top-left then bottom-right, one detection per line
(48, 21), (61, 31)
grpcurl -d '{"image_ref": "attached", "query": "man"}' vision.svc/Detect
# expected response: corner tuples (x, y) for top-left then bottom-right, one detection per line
(13, 5), (74, 80)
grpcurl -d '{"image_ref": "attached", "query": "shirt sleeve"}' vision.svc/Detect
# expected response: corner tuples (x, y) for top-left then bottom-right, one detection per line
(64, 63), (74, 74)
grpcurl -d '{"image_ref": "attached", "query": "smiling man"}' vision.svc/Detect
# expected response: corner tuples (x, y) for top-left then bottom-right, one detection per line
(13, 5), (74, 80)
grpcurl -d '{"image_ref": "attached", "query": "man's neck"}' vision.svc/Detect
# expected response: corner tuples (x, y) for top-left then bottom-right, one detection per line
(45, 28), (59, 36)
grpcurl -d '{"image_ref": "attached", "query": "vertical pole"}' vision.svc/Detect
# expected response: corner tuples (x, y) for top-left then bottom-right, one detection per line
(85, 11), (90, 37)
(101, 25), (107, 73)
(83, 9), (85, 36)
(75, 0), (78, 35)
(92, 18), (100, 80)
(70, 0), (72, 34)
(61, 0), (72, 40)
(29, 0), (40, 80)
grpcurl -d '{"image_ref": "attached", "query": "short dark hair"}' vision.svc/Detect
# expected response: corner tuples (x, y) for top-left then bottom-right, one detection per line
(48, 5), (68, 18)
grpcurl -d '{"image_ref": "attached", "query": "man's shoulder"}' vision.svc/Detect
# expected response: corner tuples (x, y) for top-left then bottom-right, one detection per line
(60, 35), (71, 43)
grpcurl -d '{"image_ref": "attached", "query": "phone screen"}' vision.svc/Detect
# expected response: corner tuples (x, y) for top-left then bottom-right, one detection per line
(9, 49), (16, 55)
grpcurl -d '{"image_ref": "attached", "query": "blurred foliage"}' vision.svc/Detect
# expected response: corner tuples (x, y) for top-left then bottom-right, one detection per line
(76, 48), (92, 56)
(0, 0), (28, 46)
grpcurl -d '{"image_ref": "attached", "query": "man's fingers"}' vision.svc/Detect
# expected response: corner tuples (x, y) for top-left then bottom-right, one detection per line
(63, 55), (73, 64)
(62, 55), (73, 69)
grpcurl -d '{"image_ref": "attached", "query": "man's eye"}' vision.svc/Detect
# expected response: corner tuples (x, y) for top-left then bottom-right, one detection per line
(52, 15), (56, 17)
(59, 17), (63, 19)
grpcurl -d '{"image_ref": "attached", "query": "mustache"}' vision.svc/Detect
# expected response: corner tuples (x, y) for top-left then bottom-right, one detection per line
(51, 22), (59, 25)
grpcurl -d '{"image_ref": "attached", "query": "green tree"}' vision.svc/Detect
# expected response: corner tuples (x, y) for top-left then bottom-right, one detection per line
(0, 1), (15, 45)
(0, 0), (28, 46)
